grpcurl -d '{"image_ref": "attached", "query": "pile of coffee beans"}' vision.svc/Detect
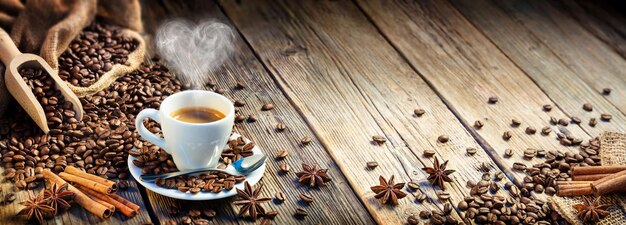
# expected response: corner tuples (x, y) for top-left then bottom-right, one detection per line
(513, 137), (600, 196)
(456, 178), (564, 225)
(130, 138), (247, 194)
(0, 62), (181, 190)
(58, 21), (138, 87)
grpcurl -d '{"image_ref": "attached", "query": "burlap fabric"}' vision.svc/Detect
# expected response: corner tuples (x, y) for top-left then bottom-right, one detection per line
(550, 132), (626, 225)
(0, 0), (145, 114)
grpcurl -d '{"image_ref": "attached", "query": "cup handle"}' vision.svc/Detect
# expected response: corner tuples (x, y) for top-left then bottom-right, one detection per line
(135, 108), (169, 153)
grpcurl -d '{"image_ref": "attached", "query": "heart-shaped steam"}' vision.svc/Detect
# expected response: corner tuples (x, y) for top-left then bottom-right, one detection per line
(156, 20), (235, 87)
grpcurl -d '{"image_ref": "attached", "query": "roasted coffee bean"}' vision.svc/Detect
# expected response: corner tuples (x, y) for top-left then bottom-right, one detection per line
(502, 131), (512, 140)
(550, 116), (558, 125)
(419, 210), (431, 219)
(202, 209), (216, 218)
(275, 122), (287, 132)
(261, 103), (274, 111)
(366, 161), (378, 170)
(407, 215), (419, 225)
(372, 135), (386, 144)
(582, 103), (593, 111)
(188, 209), (201, 218)
(300, 193), (314, 203)
(235, 114), (246, 123)
(414, 108), (425, 117)
(265, 211), (278, 219)
(414, 191), (427, 202)
(513, 162), (527, 171)
(458, 201), (469, 211)
(602, 88), (611, 95)
(466, 147), (477, 155)
(276, 150), (288, 159)
(295, 208), (307, 217)
(542, 104), (552, 111)
(235, 82), (246, 90)
(589, 118), (597, 127)
(474, 120), (484, 129)
(301, 136), (312, 145)
(570, 116), (581, 124)
(214, 88), (225, 94)
(481, 162), (490, 172)
(600, 113), (612, 121)
(423, 149), (436, 157)
(541, 126), (552, 135)
(279, 162), (290, 172)
(488, 96), (498, 104)
(504, 149), (513, 158)
(437, 191), (450, 200)
(247, 115), (257, 122)
(558, 118), (568, 126)
(525, 126), (536, 135)
(437, 135), (449, 143)
(511, 119), (521, 127)
(407, 181), (420, 190)
(275, 191), (286, 202)
(234, 100), (246, 107)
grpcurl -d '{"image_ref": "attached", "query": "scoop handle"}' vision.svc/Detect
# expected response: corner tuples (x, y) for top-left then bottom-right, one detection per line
(0, 28), (20, 66)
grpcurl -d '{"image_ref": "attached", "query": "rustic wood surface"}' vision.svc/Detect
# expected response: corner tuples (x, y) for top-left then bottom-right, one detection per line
(0, 0), (624, 224)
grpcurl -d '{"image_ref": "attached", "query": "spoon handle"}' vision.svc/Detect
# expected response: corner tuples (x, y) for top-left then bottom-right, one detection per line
(141, 168), (230, 182)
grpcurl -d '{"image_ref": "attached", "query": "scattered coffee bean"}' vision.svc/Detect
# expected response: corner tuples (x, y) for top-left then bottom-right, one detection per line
(437, 135), (449, 143)
(419, 210), (431, 219)
(414, 191), (427, 202)
(407, 181), (420, 190)
(423, 149), (436, 157)
(247, 115), (257, 122)
(480, 162), (490, 172)
(524, 148), (537, 159)
(295, 208), (308, 217)
(504, 149), (513, 158)
(234, 100), (246, 107)
(265, 211), (279, 219)
(600, 113), (612, 121)
(474, 120), (484, 129)
(589, 118), (597, 127)
(301, 136), (312, 145)
(235, 114), (246, 123)
(525, 126), (536, 135)
(542, 104), (552, 111)
(4, 193), (15, 202)
(366, 161), (378, 170)
(235, 82), (245, 89)
(276, 150), (288, 159)
(414, 108), (425, 117)
(541, 126), (551, 135)
(372, 135), (386, 144)
(261, 103), (274, 111)
(488, 96), (498, 104)
(202, 209), (216, 218)
(407, 215), (419, 225)
(300, 193), (314, 203)
(466, 147), (477, 155)
(437, 190), (450, 200)
(570, 116), (581, 124)
(494, 171), (505, 181)
(188, 209), (201, 218)
(279, 162), (290, 172)
(181, 216), (192, 224)
(275, 122), (287, 132)
(582, 103), (593, 111)
(275, 191), (286, 202)
(117, 180), (129, 190)
(511, 119), (521, 127)
(513, 162), (527, 171)
(602, 88), (611, 95)
(558, 118), (568, 126)
(214, 87), (225, 94)
(502, 131), (512, 140)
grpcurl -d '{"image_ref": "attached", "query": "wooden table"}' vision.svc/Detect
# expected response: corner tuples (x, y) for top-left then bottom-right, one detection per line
(2, 0), (625, 224)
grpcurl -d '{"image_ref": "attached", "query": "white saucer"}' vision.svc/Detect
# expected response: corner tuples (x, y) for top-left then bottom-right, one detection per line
(128, 133), (266, 200)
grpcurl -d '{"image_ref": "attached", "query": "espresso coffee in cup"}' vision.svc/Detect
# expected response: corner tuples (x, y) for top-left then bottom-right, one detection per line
(136, 90), (235, 170)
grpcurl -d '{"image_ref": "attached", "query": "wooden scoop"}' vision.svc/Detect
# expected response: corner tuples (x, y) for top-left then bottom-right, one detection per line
(0, 28), (82, 133)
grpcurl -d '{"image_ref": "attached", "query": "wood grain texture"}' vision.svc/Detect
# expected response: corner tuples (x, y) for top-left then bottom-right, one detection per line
(0, 171), (151, 225)
(220, 0), (518, 224)
(140, 1), (374, 224)
(482, 0), (626, 113)
(450, 0), (626, 137)
(355, 0), (596, 188)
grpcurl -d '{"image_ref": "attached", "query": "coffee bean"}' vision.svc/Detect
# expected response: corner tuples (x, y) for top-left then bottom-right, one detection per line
(474, 120), (484, 129)
(247, 115), (257, 122)
(235, 82), (245, 89)
(513, 162), (527, 171)
(279, 162), (290, 172)
(275, 191), (286, 202)
(414, 191), (427, 202)
(407, 181), (420, 190)
(214, 88), (225, 94)
(235, 114), (245, 123)
(488, 96), (498, 104)
(558, 118), (568, 126)
(4, 193), (15, 202)
(502, 131), (512, 141)
(481, 162), (490, 172)
(525, 126), (536, 135)
(466, 147), (477, 155)
(582, 103), (593, 111)
(202, 209), (216, 218)
(602, 88), (611, 95)
(423, 149), (436, 157)
(549, 116), (558, 125)
(295, 208), (307, 217)
(299, 193), (314, 203)
(542, 104), (552, 111)
(589, 118), (597, 127)
(511, 119), (521, 127)
(458, 201), (469, 211)
(541, 126), (551, 135)
(366, 161), (378, 170)
(261, 103), (274, 111)
(524, 148), (537, 159)
(301, 136), (312, 145)
(188, 209), (201, 217)
(407, 215), (419, 225)
(600, 113), (612, 121)
(414, 108), (425, 117)
(437, 135), (449, 143)
(276, 150), (288, 159)
(437, 191), (450, 200)
(234, 100), (245, 107)
(181, 216), (192, 225)
(495, 172), (505, 181)
(265, 211), (278, 219)
(372, 135), (386, 144)
(275, 122), (287, 131)
(419, 210), (431, 219)
(504, 149), (513, 158)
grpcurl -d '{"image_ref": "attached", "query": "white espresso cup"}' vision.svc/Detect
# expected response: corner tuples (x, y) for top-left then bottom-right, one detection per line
(135, 90), (235, 170)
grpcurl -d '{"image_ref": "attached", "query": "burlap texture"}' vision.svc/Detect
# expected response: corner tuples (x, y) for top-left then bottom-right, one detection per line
(0, 0), (145, 112)
(550, 132), (626, 225)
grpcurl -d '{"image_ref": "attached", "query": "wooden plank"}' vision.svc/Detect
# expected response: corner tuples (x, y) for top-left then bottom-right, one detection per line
(139, 1), (374, 224)
(355, 0), (595, 187)
(220, 0), (519, 224)
(554, 0), (626, 59)
(449, 0), (626, 137)
(478, 0), (626, 113)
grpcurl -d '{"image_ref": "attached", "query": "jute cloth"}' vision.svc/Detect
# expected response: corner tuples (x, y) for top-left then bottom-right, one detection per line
(551, 132), (626, 225)
(0, 0), (145, 115)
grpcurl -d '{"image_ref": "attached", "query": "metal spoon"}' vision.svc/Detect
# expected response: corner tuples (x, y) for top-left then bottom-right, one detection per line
(140, 154), (267, 182)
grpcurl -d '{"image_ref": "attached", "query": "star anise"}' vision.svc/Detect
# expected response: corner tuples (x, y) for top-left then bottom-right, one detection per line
(573, 196), (612, 224)
(295, 163), (332, 187)
(233, 181), (271, 220)
(422, 157), (455, 190)
(18, 191), (55, 224)
(370, 175), (407, 205)
(43, 183), (74, 214)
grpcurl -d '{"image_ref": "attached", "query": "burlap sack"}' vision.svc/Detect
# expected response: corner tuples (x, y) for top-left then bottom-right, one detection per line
(550, 132), (626, 225)
(0, 0), (145, 114)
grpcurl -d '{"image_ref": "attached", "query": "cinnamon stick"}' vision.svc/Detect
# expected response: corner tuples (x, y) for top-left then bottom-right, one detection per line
(42, 169), (113, 219)
(557, 183), (592, 190)
(109, 193), (140, 214)
(59, 172), (113, 194)
(83, 191), (116, 212)
(557, 185), (592, 197)
(76, 184), (137, 218)
(571, 165), (626, 176)
(555, 180), (592, 185)
(64, 166), (117, 192)
(572, 173), (610, 181)
(591, 169), (626, 196)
